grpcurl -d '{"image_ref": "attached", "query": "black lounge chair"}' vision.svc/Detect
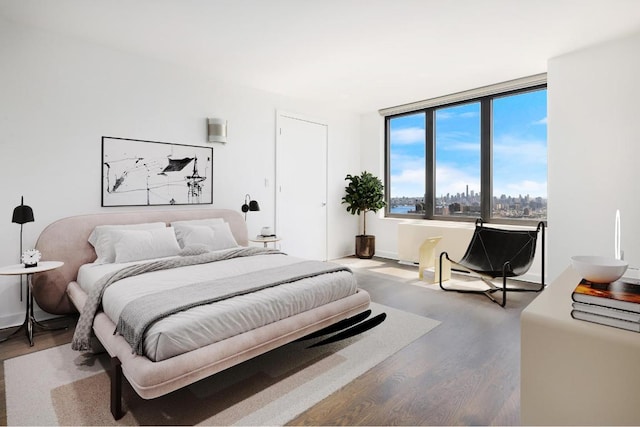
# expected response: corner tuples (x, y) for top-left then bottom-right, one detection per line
(438, 219), (545, 307)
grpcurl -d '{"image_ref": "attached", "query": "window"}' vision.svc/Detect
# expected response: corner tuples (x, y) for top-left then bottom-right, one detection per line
(492, 90), (547, 220)
(385, 79), (547, 224)
(435, 102), (481, 218)
(387, 112), (426, 214)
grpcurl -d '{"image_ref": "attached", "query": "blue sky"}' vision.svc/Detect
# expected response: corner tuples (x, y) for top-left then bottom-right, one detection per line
(389, 89), (547, 199)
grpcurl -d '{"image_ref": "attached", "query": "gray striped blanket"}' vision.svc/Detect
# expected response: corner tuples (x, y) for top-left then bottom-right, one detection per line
(71, 247), (351, 356)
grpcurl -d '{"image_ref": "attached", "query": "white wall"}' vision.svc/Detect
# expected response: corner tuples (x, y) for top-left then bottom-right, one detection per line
(0, 18), (361, 328)
(547, 31), (640, 281)
(358, 111), (401, 259)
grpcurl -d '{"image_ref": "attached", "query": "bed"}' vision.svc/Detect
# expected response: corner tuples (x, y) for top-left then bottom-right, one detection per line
(31, 208), (371, 419)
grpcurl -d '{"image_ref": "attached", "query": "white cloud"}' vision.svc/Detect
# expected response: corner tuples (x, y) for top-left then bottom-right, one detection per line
(434, 164), (479, 196)
(390, 152), (424, 170)
(493, 135), (547, 197)
(493, 135), (546, 164)
(392, 168), (424, 184)
(533, 116), (547, 125)
(436, 110), (479, 120)
(439, 141), (479, 152)
(389, 152), (425, 197)
(390, 167), (425, 197)
(390, 126), (424, 145)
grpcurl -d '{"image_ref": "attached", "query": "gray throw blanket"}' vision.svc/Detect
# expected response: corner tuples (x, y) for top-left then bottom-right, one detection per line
(71, 246), (282, 352)
(118, 259), (351, 355)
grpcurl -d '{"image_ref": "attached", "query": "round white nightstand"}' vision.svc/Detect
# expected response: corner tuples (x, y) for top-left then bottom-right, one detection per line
(249, 236), (281, 248)
(0, 261), (65, 346)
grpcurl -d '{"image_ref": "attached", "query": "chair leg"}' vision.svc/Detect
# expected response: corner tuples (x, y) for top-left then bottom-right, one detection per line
(482, 289), (505, 307)
(440, 253), (505, 306)
(539, 220), (546, 292)
(499, 263), (509, 307)
(438, 252), (447, 291)
(438, 252), (455, 291)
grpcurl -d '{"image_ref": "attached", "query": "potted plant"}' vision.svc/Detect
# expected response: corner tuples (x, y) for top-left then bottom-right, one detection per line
(342, 171), (387, 259)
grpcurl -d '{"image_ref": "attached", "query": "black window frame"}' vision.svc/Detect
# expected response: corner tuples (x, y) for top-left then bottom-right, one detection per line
(384, 83), (547, 227)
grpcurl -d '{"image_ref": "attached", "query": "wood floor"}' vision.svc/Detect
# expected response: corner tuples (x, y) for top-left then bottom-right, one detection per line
(288, 261), (538, 426)
(0, 257), (538, 426)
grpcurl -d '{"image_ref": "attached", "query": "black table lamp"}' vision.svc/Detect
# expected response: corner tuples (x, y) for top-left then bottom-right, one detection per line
(12, 196), (34, 300)
(241, 194), (260, 220)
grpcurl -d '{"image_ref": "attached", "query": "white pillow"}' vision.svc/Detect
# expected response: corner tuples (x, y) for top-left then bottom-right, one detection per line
(171, 218), (225, 248)
(179, 225), (216, 248)
(209, 222), (239, 251)
(178, 222), (239, 251)
(88, 222), (166, 264)
(112, 227), (181, 263)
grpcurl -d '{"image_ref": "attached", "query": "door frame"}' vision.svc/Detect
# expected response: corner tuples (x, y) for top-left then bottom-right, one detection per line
(275, 110), (329, 260)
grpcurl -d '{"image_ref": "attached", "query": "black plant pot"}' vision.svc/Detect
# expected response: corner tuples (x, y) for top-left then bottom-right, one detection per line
(355, 235), (375, 259)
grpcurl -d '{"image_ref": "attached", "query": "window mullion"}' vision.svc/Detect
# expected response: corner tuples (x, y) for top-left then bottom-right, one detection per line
(481, 98), (492, 221)
(425, 109), (434, 219)
(384, 117), (391, 210)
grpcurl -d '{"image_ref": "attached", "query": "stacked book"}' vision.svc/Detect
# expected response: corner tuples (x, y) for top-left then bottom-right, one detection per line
(571, 277), (640, 332)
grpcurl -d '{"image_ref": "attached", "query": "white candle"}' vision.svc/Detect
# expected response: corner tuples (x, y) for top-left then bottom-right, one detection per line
(614, 209), (621, 260)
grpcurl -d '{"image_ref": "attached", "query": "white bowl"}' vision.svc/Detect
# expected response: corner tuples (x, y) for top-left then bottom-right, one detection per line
(570, 255), (628, 283)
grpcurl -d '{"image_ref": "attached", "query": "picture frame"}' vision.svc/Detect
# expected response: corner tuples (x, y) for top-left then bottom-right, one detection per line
(101, 136), (213, 207)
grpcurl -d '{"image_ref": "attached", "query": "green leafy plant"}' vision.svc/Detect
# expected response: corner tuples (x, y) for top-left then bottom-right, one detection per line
(342, 171), (386, 235)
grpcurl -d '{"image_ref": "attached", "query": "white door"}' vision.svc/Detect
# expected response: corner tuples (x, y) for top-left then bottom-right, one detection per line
(276, 112), (328, 260)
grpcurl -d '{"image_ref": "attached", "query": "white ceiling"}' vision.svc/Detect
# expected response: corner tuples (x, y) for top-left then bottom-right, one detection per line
(2, 0), (640, 113)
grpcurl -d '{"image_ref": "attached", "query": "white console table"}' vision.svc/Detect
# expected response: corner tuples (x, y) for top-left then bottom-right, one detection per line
(521, 266), (640, 425)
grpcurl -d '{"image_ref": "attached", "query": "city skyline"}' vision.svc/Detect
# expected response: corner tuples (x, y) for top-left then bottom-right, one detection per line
(389, 189), (547, 219)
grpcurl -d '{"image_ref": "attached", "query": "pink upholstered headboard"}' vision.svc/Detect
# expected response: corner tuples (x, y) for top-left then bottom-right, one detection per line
(32, 209), (248, 314)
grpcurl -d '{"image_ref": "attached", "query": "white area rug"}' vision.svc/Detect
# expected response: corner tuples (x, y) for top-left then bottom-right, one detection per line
(5, 302), (439, 426)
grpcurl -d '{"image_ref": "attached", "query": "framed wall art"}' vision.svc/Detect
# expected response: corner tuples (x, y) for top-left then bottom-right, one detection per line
(102, 136), (213, 207)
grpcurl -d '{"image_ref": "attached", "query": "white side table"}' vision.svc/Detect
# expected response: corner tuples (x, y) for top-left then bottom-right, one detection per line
(0, 261), (65, 346)
(249, 236), (281, 248)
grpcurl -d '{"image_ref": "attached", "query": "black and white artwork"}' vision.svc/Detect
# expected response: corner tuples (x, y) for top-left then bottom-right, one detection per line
(102, 137), (213, 207)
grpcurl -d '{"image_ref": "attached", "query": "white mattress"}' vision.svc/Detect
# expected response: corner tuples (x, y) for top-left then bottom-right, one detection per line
(77, 253), (357, 361)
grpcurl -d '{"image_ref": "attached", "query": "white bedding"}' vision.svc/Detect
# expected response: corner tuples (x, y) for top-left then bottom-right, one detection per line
(77, 253), (357, 361)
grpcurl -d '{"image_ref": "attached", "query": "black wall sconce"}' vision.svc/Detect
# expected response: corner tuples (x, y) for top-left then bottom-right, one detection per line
(241, 194), (260, 220)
